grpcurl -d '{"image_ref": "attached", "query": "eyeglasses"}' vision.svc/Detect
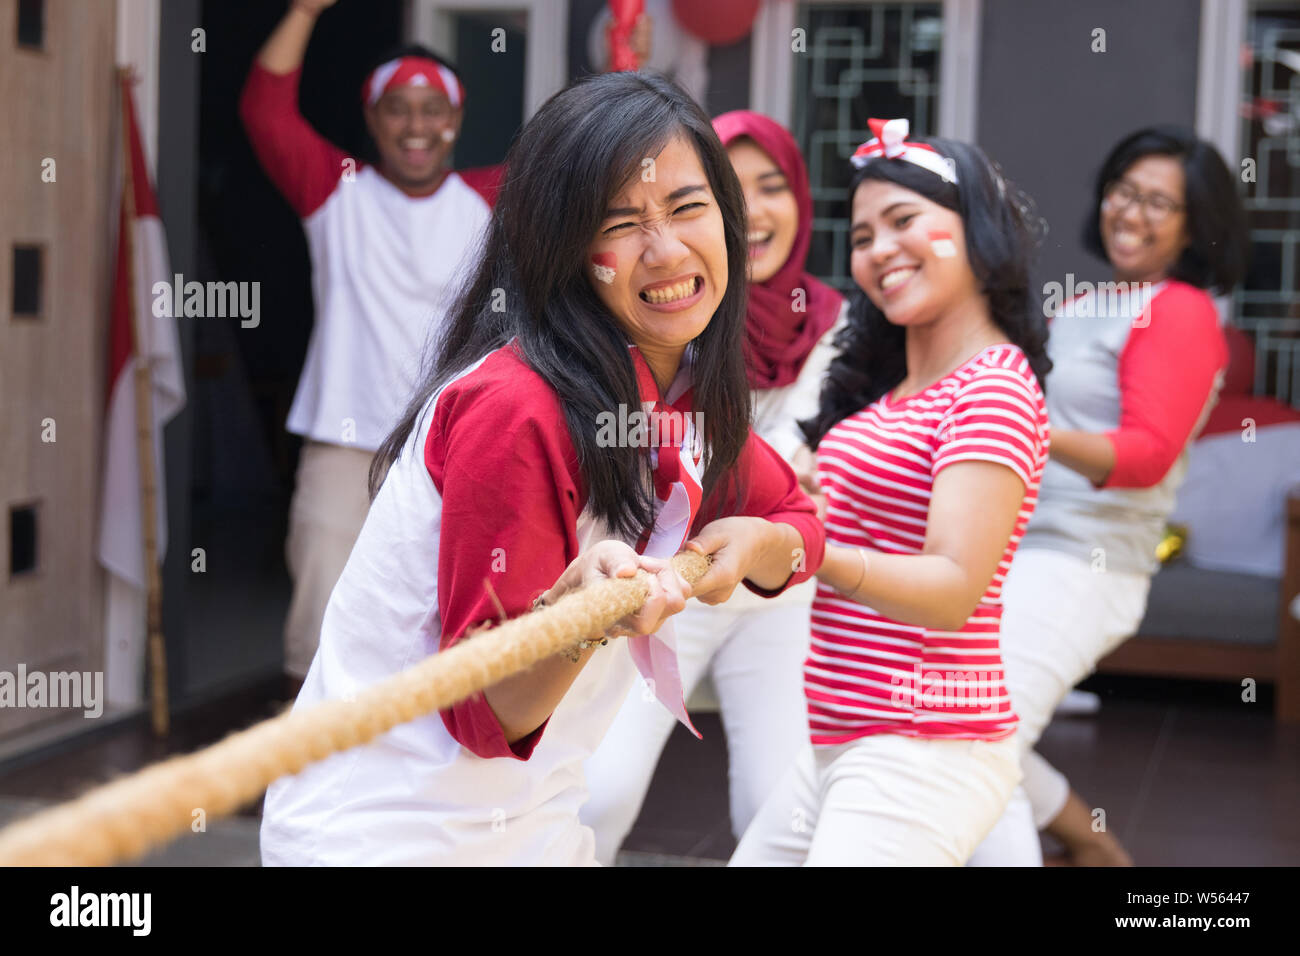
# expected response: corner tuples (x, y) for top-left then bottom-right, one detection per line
(1102, 180), (1185, 223)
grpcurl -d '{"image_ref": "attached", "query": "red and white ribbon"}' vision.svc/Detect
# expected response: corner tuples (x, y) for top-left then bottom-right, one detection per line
(851, 117), (956, 183)
(627, 345), (704, 737)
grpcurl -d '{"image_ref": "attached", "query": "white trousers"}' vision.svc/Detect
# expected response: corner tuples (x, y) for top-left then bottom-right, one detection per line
(580, 600), (812, 866)
(730, 734), (1022, 866)
(284, 441), (374, 678)
(967, 548), (1151, 866)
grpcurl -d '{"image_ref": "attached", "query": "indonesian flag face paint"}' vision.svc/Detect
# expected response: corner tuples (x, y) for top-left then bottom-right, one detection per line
(928, 230), (958, 258)
(362, 56), (463, 109)
(591, 252), (617, 285)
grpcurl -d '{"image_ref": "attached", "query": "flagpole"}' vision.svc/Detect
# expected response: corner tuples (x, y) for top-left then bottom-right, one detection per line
(117, 66), (170, 737)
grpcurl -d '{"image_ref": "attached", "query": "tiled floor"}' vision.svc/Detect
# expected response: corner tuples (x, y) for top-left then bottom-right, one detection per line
(0, 797), (263, 867)
(623, 676), (1300, 865)
(0, 676), (1295, 866)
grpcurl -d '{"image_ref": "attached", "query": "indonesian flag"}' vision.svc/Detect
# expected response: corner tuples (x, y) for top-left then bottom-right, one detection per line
(591, 252), (617, 284)
(928, 230), (958, 258)
(607, 0), (644, 72)
(98, 74), (185, 706)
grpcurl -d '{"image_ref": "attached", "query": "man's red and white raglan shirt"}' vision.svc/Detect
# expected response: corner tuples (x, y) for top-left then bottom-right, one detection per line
(239, 63), (499, 450)
(259, 344), (824, 865)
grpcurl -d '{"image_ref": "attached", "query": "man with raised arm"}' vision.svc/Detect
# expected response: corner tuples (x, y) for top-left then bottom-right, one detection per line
(240, 0), (498, 692)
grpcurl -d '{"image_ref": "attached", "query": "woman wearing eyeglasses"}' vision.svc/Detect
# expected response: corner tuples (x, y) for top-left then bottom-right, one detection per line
(968, 126), (1248, 866)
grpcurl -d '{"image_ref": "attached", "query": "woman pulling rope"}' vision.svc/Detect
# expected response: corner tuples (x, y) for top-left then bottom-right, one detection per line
(0, 552), (708, 867)
(255, 70), (823, 866)
(1, 71), (823, 869)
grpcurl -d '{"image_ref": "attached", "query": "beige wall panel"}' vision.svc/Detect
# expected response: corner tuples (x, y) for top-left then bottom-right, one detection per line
(0, 0), (116, 737)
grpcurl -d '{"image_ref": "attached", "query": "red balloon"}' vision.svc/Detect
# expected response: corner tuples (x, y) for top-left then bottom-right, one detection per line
(671, 0), (760, 46)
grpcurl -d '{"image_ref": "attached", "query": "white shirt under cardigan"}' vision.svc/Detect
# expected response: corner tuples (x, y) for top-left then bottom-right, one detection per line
(259, 345), (822, 865)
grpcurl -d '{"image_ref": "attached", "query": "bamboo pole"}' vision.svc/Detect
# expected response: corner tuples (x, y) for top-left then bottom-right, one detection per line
(117, 66), (169, 737)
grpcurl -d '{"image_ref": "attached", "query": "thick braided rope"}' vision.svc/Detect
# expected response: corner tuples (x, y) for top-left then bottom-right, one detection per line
(0, 550), (711, 867)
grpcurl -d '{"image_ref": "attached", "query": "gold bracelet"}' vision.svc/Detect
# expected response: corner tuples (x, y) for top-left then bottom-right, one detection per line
(840, 548), (868, 598)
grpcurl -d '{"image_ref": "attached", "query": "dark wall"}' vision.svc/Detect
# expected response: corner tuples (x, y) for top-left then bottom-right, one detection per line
(977, 0), (1201, 293)
(567, 0), (607, 79)
(453, 14), (527, 167)
(706, 36), (751, 116)
(158, 0), (201, 701)
(174, 0), (402, 701)
(198, 0), (404, 454)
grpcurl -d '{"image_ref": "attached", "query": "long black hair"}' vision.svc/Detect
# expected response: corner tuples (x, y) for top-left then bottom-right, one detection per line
(1082, 125), (1248, 294)
(800, 137), (1051, 448)
(370, 71), (753, 541)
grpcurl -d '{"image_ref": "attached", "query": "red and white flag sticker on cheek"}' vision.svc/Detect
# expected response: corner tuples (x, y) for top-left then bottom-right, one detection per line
(591, 252), (617, 285)
(930, 231), (961, 257)
(928, 230), (958, 258)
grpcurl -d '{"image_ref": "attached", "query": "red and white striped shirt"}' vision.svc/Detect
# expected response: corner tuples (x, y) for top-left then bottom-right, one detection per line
(807, 344), (1050, 743)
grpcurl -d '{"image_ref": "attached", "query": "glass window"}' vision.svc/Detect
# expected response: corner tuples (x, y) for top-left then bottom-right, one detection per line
(1241, 2), (1300, 404)
(792, 2), (944, 290)
(11, 244), (43, 319)
(9, 503), (38, 578)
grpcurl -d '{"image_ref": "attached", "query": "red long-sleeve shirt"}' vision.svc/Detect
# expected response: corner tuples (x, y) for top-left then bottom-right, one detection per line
(427, 346), (825, 758)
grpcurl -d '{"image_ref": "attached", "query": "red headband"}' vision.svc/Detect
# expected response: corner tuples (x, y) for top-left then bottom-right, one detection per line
(850, 118), (955, 183)
(362, 56), (463, 108)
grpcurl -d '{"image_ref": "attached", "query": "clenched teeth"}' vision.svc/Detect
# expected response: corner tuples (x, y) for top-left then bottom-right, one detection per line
(642, 278), (699, 303)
